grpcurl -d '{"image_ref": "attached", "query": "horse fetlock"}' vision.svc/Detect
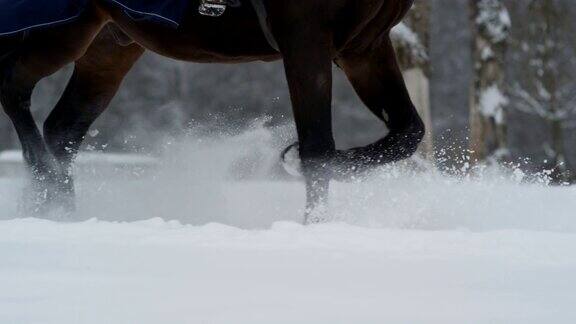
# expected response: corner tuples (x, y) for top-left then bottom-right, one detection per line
(329, 118), (425, 178)
(393, 116), (426, 156)
(44, 132), (79, 161)
(407, 115), (426, 142)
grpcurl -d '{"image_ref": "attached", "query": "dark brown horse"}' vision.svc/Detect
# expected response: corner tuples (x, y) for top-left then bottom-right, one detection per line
(0, 0), (424, 223)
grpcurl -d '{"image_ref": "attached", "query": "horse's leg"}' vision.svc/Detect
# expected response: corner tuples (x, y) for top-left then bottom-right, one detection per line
(335, 37), (425, 173)
(271, 11), (335, 224)
(43, 29), (144, 204)
(0, 12), (105, 214)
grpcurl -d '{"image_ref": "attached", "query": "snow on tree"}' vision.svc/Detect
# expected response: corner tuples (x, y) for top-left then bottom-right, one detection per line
(391, 22), (428, 72)
(469, 0), (511, 164)
(391, 2), (434, 159)
(509, 0), (576, 183)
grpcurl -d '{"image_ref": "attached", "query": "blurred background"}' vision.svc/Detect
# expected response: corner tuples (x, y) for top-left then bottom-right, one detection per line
(1, 0), (575, 182)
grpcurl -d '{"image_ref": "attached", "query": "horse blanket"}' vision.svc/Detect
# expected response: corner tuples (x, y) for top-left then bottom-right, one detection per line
(0, 0), (189, 37)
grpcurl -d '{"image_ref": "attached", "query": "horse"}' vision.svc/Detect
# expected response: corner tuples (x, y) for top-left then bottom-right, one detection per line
(0, 0), (425, 224)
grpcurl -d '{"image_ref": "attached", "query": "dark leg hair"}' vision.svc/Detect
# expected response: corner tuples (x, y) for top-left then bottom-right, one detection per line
(271, 6), (336, 224)
(335, 36), (425, 175)
(0, 10), (105, 214)
(43, 29), (144, 201)
(0, 71), (60, 212)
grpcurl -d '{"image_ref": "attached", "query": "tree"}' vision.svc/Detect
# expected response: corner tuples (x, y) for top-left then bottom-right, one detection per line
(509, 0), (576, 182)
(469, 0), (511, 163)
(391, 2), (434, 159)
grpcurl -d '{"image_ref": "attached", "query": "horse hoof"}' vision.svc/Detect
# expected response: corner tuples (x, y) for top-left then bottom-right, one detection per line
(281, 142), (302, 177)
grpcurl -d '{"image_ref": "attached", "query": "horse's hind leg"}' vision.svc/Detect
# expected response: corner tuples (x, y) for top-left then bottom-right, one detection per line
(0, 72), (55, 210)
(0, 12), (105, 214)
(335, 37), (425, 172)
(44, 28), (144, 201)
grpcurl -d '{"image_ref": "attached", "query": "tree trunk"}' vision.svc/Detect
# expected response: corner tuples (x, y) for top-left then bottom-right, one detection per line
(549, 119), (570, 183)
(393, 2), (434, 160)
(469, 0), (511, 164)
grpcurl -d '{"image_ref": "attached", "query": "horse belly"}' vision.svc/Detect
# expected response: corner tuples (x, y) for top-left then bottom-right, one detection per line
(103, 2), (280, 63)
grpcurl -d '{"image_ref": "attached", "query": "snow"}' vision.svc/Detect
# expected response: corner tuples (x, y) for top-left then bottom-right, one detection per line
(391, 22), (428, 64)
(0, 150), (157, 166)
(480, 85), (509, 123)
(2, 218), (576, 323)
(1, 126), (576, 323)
(476, 0), (511, 43)
(391, 22), (420, 49)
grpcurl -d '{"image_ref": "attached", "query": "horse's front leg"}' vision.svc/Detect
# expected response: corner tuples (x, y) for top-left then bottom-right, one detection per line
(273, 14), (335, 224)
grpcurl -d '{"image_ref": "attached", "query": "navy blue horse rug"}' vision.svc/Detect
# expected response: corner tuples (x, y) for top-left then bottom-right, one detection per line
(0, 0), (189, 37)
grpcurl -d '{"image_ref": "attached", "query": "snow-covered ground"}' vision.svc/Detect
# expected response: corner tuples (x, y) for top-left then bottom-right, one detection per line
(1, 126), (576, 323)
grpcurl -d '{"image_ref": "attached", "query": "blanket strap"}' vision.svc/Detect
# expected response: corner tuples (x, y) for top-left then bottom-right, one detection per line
(249, 0), (279, 52)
